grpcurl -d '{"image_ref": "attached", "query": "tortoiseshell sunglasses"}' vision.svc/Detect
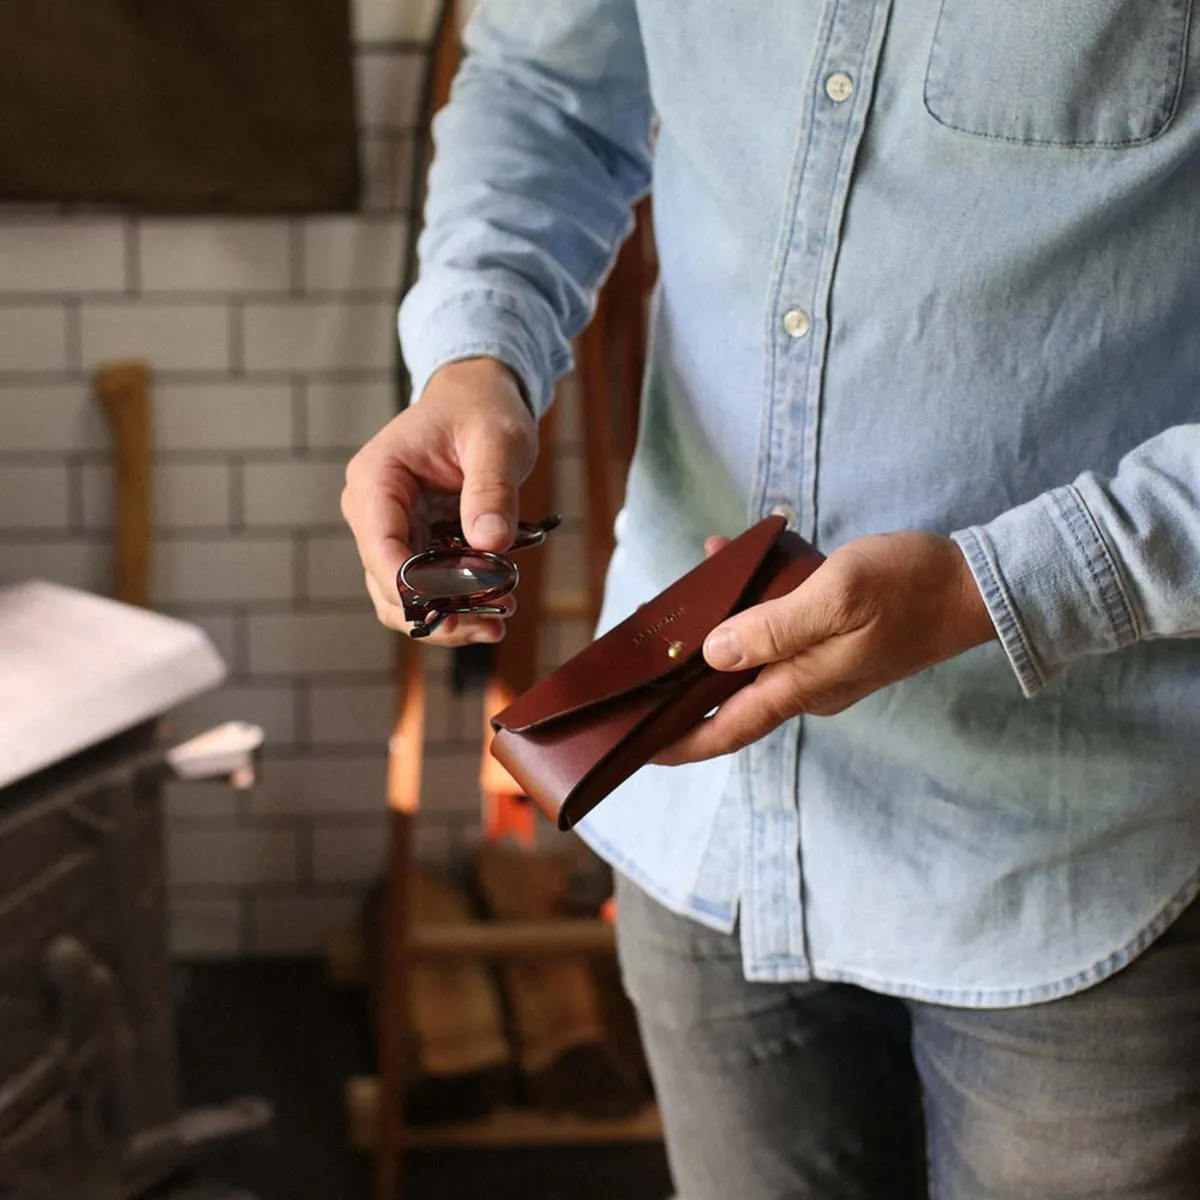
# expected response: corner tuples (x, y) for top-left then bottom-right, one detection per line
(396, 515), (560, 638)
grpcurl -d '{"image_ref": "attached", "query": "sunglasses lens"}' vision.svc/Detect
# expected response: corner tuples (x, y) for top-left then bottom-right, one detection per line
(405, 553), (513, 597)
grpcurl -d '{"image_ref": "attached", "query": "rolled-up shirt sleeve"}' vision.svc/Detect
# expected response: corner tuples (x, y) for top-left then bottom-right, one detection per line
(953, 424), (1200, 696)
(399, 0), (654, 416)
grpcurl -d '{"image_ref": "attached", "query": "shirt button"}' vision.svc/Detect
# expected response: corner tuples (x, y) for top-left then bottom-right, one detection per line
(782, 309), (811, 338)
(770, 503), (798, 528)
(825, 72), (855, 103)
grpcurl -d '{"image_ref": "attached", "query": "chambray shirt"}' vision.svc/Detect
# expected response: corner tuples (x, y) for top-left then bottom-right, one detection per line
(400, 1), (1200, 1005)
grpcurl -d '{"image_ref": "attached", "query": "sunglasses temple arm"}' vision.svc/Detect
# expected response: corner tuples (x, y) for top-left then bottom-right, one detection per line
(510, 528), (551, 552)
(407, 610), (448, 639)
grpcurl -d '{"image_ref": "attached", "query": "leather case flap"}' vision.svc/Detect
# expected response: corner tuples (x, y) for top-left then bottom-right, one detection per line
(492, 516), (787, 734)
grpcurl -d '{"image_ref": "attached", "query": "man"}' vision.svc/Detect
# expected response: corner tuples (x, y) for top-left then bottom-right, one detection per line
(342, 3), (1200, 1196)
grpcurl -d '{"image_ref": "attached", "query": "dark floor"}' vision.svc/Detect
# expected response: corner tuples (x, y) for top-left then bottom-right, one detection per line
(169, 961), (674, 1200)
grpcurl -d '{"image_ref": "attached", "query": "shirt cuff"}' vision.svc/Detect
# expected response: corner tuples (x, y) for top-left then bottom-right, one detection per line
(398, 283), (571, 418)
(951, 485), (1140, 697)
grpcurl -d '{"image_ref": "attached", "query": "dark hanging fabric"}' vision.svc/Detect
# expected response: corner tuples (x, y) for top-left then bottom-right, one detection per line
(0, 0), (359, 212)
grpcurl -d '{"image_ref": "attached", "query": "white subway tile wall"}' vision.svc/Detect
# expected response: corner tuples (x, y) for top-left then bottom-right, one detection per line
(163, 779), (241, 822)
(304, 381), (394, 450)
(153, 383), (295, 451)
(170, 683), (302, 748)
(355, 50), (428, 131)
(81, 462), (234, 530)
(245, 611), (393, 675)
(308, 683), (397, 746)
(302, 217), (410, 293)
(169, 898), (243, 959)
(0, 465), (71, 530)
(242, 299), (396, 373)
(241, 460), (347, 528)
(80, 303), (233, 373)
(152, 537), (295, 605)
(352, 0), (441, 45)
(311, 821), (390, 886)
(250, 895), (362, 957)
(137, 220), (292, 294)
(170, 610), (240, 669)
(0, 219), (128, 294)
(0, 306), (70, 372)
(0, 541), (111, 592)
(0, 385), (109, 451)
(166, 828), (301, 888)
(358, 136), (404, 212)
(244, 756), (390, 818)
(303, 534), (372, 601)
(0, 0), (595, 957)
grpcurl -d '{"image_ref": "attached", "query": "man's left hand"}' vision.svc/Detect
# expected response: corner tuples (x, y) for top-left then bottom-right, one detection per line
(656, 531), (998, 766)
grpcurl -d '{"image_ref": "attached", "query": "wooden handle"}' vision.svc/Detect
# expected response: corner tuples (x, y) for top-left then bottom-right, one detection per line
(388, 639), (426, 814)
(94, 361), (153, 607)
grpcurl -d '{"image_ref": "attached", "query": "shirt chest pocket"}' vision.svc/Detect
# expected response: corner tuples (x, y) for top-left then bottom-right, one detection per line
(923, 0), (1193, 147)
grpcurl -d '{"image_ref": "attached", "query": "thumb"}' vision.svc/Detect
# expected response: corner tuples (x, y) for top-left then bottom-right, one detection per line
(457, 419), (535, 551)
(703, 573), (842, 671)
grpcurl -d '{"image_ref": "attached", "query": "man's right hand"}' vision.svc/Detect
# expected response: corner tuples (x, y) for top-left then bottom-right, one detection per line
(341, 357), (538, 645)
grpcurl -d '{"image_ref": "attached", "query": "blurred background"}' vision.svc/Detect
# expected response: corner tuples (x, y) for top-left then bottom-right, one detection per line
(0, 0), (595, 956)
(0, 1), (666, 1197)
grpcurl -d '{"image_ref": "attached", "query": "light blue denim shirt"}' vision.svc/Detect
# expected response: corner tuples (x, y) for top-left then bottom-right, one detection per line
(400, 1), (1200, 1005)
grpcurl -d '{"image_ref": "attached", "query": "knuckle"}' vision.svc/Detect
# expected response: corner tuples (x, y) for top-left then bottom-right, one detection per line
(466, 471), (517, 498)
(821, 581), (856, 625)
(721, 726), (758, 755)
(759, 608), (799, 661)
(821, 578), (872, 629)
(804, 691), (845, 717)
(512, 427), (539, 468)
(487, 416), (537, 475)
(343, 447), (369, 489)
(780, 660), (821, 710)
(827, 550), (883, 623)
(496, 413), (534, 445)
(765, 687), (802, 728)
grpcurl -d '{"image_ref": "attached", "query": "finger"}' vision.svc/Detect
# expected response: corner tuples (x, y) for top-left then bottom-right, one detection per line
(455, 617), (507, 645)
(430, 594), (517, 643)
(457, 420), (533, 552)
(364, 571), (513, 645)
(655, 659), (862, 765)
(655, 663), (797, 764)
(702, 564), (856, 671)
(364, 568), (424, 634)
(342, 454), (418, 604)
(703, 535), (731, 559)
(367, 566), (518, 633)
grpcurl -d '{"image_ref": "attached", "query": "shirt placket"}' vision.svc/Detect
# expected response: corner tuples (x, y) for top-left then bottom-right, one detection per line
(741, 0), (895, 981)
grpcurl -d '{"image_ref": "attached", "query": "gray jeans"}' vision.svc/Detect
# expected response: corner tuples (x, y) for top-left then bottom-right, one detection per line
(614, 873), (1200, 1199)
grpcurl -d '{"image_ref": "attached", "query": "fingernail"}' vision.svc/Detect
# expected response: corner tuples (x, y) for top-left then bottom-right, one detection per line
(705, 627), (743, 670)
(470, 514), (509, 547)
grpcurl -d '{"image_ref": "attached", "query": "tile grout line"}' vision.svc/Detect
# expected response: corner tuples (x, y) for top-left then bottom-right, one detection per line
(231, 606), (250, 676)
(229, 455), (245, 532)
(292, 376), (308, 451)
(63, 297), (82, 376)
(228, 298), (245, 378)
(66, 454), (85, 534)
